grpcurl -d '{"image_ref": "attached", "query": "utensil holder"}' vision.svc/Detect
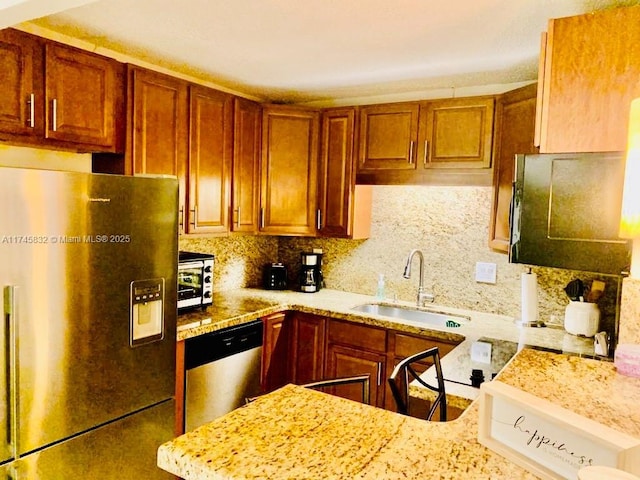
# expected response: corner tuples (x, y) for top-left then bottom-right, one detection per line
(564, 301), (600, 337)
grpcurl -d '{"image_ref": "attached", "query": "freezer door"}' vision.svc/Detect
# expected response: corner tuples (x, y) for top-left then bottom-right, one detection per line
(0, 168), (178, 455)
(1, 400), (175, 480)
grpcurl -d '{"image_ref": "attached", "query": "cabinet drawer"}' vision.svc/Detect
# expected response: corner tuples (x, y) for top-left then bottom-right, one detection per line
(327, 320), (386, 352)
(392, 332), (456, 358)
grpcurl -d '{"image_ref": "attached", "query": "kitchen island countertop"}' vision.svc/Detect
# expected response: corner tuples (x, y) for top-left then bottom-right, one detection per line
(158, 348), (640, 479)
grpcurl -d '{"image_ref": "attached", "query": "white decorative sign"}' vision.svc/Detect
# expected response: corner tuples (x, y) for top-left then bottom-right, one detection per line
(478, 381), (640, 480)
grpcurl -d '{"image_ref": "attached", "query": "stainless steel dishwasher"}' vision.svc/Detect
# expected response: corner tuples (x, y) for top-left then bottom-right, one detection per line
(184, 319), (263, 431)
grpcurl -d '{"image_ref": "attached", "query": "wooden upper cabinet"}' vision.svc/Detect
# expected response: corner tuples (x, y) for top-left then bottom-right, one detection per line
(0, 29), (42, 138)
(356, 96), (495, 185)
(358, 102), (420, 171)
(44, 43), (118, 148)
(187, 85), (233, 235)
(127, 66), (188, 231)
(260, 105), (319, 236)
(420, 96), (494, 169)
(537, 5), (640, 153)
(0, 28), (122, 152)
(489, 83), (538, 253)
(232, 97), (261, 234)
(318, 107), (371, 239)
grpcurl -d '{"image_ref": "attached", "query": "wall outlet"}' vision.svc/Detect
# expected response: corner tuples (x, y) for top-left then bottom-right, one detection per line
(471, 341), (492, 364)
(475, 262), (497, 284)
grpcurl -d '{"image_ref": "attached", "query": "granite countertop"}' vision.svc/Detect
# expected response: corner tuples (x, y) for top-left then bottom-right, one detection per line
(178, 288), (597, 406)
(158, 348), (640, 479)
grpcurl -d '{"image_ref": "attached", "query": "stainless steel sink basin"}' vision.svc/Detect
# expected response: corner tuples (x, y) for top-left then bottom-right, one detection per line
(350, 303), (468, 328)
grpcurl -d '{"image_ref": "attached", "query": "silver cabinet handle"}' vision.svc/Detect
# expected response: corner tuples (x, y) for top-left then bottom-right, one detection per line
(316, 209), (322, 231)
(3, 286), (18, 455)
(189, 206), (197, 227)
(236, 207), (241, 228)
(377, 362), (383, 386)
(28, 94), (35, 128)
(408, 141), (415, 164)
(260, 208), (265, 229)
(51, 99), (57, 132)
(424, 140), (429, 167)
(178, 206), (185, 230)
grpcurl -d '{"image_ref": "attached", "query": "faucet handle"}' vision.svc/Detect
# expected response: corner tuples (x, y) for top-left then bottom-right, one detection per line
(417, 291), (435, 306)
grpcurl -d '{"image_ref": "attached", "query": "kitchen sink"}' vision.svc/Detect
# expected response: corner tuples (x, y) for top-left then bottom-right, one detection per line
(350, 303), (469, 328)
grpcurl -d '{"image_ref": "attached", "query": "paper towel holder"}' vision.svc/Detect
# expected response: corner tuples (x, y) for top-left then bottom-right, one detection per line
(514, 267), (546, 328)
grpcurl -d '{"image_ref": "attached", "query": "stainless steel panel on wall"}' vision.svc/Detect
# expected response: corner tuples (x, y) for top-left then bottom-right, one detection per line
(0, 168), (178, 456)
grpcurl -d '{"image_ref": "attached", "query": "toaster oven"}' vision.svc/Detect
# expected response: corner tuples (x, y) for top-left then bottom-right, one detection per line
(178, 251), (214, 311)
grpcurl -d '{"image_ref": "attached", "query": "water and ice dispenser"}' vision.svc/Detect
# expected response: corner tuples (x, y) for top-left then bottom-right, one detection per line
(130, 278), (165, 346)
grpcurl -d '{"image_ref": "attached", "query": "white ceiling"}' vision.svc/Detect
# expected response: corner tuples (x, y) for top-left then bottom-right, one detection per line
(9, 0), (639, 104)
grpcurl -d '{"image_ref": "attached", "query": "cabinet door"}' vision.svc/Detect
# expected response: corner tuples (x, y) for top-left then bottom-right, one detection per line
(232, 97), (261, 233)
(325, 344), (386, 407)
(187, 85), (233, 235)
(289, 313), (325, 384)
(420, 96), (494, 169)
(489, 83), (538, 252)
(260, 106), (319, 235)
(0, 29), (42, 138)
(326, 320), (386, 407)
(358, 102), (419, 171)
(318, 108), (372, 239)
(261, 312), (290, 393)
(386, 331), (458, 415)
(44, 43), (118, 149)
(128, 66), (188, 232)
(537, 6), (640, 152)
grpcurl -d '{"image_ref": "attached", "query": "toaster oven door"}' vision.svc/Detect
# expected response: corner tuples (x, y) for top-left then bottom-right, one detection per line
(178, 261), (204, 308)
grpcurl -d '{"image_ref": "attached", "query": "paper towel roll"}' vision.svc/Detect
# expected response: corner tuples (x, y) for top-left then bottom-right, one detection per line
(521, 271), (538, 324)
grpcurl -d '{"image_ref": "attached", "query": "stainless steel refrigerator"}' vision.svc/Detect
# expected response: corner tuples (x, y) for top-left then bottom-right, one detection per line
(0, 167), (178, 479)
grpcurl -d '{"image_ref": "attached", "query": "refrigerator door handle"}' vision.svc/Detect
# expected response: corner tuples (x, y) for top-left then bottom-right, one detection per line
(3, 286), (18, 459)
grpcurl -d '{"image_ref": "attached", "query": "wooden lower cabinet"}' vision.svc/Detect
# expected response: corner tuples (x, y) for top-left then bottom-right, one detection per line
(386, 330), (460, 421)
(259, 313), (465, 417)
(325, 343), (386, 408)
(261, 312), (291, 392)
(325, 320), (387, 408)
(289, 312), (326, 384)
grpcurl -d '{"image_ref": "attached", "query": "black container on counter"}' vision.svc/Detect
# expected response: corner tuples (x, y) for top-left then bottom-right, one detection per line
(263, 263), (288, 290)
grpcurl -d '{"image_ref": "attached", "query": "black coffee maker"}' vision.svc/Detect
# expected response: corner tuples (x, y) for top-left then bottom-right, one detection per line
(299, 252), (323, 293)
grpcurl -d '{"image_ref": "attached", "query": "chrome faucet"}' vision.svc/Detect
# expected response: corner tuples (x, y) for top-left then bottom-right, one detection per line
(403, 249), (435, 306)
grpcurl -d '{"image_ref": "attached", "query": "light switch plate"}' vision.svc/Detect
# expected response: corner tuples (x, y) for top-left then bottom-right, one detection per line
(475, 262), (497, 284)
(471, 341), (492, 364)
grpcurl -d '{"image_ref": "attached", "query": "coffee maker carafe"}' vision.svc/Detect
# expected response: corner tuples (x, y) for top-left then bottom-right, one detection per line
(299, 252), (323, 293)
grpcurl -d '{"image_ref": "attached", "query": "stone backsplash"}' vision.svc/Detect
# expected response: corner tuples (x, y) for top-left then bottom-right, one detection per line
(620, 277), (640, 344)
(180, 185), (623, 340)
(179, 235), (278, 292)
(279, 186), (622, 337)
